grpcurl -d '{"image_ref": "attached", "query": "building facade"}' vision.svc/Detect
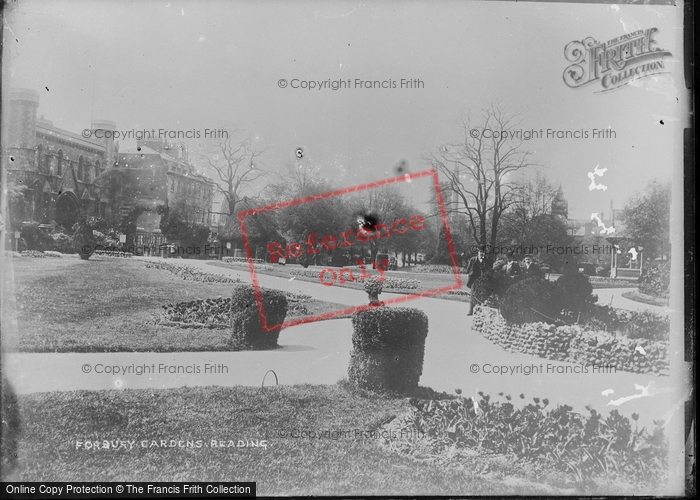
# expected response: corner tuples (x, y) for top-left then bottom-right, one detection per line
(7, 88), (117, 230)
(7, 88), (216, 252)
(115, 139), (216, 248)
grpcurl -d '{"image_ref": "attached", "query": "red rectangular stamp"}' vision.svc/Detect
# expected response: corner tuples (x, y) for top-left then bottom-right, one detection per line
(238, 169), (461, 331)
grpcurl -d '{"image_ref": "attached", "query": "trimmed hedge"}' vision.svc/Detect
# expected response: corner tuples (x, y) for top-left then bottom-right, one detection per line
(471, 271), (511, 307)
(230, 285), (288, 350)
(499, 278), (563, 324)
(555, 272), (594, 314)
(348, 307), (428, 392)
(473, 306), (669, 376)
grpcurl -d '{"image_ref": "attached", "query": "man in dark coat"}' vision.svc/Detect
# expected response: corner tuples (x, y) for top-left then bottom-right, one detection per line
(466, 247), (487, 315)
(503, 252), (522, 280)
(522, 255), (544, 278)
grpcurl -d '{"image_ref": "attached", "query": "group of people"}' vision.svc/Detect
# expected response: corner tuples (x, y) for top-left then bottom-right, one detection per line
(492, 252), (544, 280)
(465, 247), (544, 315)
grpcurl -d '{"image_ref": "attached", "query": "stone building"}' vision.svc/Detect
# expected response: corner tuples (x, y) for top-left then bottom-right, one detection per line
(6, 88), (216, 252)
(7, 88), (117, 230)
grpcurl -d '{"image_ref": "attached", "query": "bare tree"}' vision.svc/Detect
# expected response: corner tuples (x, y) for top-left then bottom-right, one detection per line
(200, 129), (269, 216)
(424, 103), (536, 251)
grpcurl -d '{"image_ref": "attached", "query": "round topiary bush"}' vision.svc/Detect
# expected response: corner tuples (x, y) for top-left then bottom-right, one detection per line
(555, 271), (594, 314)
(499, 278), (563, 324)
(230, 284), (288, 350)
(348, 307), (428, 392)
(471, 271), (511, 306)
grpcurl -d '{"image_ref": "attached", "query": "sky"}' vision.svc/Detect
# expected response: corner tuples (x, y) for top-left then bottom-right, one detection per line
(4, 0), (687, 219)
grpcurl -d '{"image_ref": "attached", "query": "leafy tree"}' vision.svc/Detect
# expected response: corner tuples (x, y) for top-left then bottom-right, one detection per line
(620, 180), (671, 260)
(158, 205), (210, 258)
(265, 162), (351, 264)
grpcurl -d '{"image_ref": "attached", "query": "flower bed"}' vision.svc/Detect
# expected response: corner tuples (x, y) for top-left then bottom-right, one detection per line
(412, 264), (468, 274)
(156, 291), (312, 329)
(18, 250), (56, 258)
(473, 306), (669, 376)
(145, 261), (241, 283)
(221, 257), (272, 270)
(289, 268), (420, 289)
(94, 249), (133, 258)
(381, 391), (667, 486)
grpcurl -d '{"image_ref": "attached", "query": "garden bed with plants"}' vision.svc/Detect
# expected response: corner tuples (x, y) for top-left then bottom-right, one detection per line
(468, 271), (670, 375)
(221, 257), (274, 271)
(290, 267), (421, 289)
(380, 389), (667, 490)
(155, 291), (315, 329)
(412, 264), (469, 274)
(12, 250), (63, 258)
(473, 306), (669, 376)
(144, 261), (241, 283)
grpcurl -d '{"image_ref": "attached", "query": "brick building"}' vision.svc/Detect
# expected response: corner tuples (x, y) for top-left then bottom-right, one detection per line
(115, 139), (216, 248)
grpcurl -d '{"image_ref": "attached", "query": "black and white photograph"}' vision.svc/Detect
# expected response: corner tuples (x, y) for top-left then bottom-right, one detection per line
(0, 0), (693, 496)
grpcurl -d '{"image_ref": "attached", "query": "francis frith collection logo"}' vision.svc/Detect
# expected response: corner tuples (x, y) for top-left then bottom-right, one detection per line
(563, 28), (672, 92)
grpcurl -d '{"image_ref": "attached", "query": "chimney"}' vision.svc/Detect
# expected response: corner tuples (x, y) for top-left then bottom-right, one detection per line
(610, 199), (614, 225)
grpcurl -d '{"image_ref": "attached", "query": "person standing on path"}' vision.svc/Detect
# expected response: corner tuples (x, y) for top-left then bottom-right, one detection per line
(466, 246), (487, 316)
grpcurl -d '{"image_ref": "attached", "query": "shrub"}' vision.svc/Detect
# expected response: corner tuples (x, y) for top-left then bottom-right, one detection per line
(596, 266), (609, 277)
(471, 271), (511, 307)
(638, 261), (670, 299)
(230, 285), (288, 350)
(49, 232), (74, 253)
(499, 278), (563, 324)
(555, 272), (595, 314)
(18, 224), (52, 251)
(349, 307), (428, 392)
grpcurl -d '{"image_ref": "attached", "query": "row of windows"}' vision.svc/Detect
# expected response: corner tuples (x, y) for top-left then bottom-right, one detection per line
(169, 178), (213, 200)
(182, 205), (213, 225)
(35, 144), (102, 182)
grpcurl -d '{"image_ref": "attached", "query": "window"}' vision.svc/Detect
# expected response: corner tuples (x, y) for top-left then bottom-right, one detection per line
(36, 144), (43, 170)
(170, 179), (175, 192)
(57, 150), (63, 176)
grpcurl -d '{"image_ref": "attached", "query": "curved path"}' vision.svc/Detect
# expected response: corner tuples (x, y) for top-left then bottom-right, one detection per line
(4, 258), (688, 429)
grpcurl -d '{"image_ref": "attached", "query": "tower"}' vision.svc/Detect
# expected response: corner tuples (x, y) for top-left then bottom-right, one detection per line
(91, 120), (118, 169)
(8, 88), (40, 171)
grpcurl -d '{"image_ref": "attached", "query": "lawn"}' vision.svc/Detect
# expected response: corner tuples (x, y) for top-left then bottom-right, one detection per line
(2, 382), (569, 495)
(7, 256), (351, 352)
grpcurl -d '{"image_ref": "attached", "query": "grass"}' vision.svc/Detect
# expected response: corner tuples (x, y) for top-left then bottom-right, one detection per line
(8, 257), (351, 352)
(2, 382), (565, 495)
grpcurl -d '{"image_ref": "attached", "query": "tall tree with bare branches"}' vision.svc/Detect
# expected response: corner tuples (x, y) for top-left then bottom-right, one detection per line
(200, 130), (269, 216)
(424, 103), (536, 252)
